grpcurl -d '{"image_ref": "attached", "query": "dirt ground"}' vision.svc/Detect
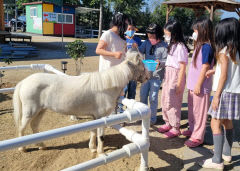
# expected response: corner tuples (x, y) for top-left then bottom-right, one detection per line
(0, 35), (217, 171)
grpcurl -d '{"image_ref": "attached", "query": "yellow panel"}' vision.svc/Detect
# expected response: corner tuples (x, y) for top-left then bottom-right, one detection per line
(43, 3), (53, 12)
(43, 22), (54, 35)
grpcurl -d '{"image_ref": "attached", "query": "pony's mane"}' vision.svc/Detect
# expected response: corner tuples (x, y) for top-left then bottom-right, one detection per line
(78, 62), (132, 92)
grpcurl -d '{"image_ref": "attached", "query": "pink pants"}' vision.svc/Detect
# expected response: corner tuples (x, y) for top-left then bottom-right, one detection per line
(161, 67), (186, 129)
(188, 90), (210, 141)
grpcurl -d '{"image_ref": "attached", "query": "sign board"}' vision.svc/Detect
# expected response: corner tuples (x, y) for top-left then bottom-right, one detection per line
(43, 12), (57, 23)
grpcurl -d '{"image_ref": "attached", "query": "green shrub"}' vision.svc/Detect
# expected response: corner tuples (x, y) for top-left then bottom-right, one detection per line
(66, 40), (87, 75)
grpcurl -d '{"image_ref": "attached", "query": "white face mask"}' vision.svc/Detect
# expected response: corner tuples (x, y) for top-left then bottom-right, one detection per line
(192, 32), (198, 41)
(165, 35), (171, 44)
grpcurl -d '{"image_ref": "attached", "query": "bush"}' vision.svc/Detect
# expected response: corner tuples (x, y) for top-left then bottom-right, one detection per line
(66, 40), (87, 75)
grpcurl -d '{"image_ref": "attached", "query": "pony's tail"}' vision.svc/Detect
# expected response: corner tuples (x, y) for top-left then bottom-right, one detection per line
(13, 83), (22, 132)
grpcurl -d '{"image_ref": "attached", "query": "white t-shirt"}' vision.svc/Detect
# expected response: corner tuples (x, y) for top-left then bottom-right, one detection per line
(98, 30), (126, 71)
(212, 47), (240, 93)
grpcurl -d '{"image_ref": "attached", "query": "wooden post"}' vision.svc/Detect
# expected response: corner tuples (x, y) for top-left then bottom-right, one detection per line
(166, 5), (169, 23)
(0, 0), (4, 31)
(210, 4), (214, 21)
(166, 5), (174, 23)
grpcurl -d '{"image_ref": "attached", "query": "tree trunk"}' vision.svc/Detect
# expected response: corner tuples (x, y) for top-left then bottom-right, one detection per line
(98, 0), (103, 38)
(0, 0), (4, 31)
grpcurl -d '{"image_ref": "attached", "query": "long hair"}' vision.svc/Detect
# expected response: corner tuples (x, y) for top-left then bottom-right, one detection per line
(214, 18), (240, 63)
(110, 13), (129, 40)
(192, 18), (214, 67)
(146, 23), (163, 40)
(164, 20), (189, 55)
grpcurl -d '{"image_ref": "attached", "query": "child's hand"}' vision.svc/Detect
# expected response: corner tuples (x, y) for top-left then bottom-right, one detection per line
(114, 52), (123, 59)
(193, 84), (201, 95)
(212, 95), (220, 111)
(132, 43), (138, 48)
(156, 59), (160, 69)
(175, 84), (181, 95)
(205, 69), (215, 78)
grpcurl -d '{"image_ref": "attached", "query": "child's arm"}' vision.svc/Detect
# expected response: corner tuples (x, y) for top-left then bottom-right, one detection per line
(176, 62), (187, 94)
(212, 53), (228, 111)
(206, 68), (216, 78)
(194, 63), (210, 95)
(96, 40), (122, 59)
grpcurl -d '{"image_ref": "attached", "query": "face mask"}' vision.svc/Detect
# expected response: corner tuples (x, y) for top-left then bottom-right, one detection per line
(125, 30), (135, 38)
(192, 32), (198, 41)
(149, 38), (159, 45)
(164, 35), (171, 44)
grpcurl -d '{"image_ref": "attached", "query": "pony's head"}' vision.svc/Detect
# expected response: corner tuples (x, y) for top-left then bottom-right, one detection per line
(125, 49), (150, 83)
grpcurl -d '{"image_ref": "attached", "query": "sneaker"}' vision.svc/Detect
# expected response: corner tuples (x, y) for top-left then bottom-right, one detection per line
(222, 154), (232, 163)
(181, 129), (192, 137)
(210, 149), (232, 163)
(158, 124), (172, 133)
(184, 138), (203, 148)
(163, 128), (181, 138)
(199, 158), (224, 170)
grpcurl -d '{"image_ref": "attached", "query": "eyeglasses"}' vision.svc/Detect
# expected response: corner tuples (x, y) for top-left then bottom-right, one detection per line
(150, 45), (156, 55)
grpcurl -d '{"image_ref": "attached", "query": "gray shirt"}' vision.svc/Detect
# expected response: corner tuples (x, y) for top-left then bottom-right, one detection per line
(139, 39), (168, 80)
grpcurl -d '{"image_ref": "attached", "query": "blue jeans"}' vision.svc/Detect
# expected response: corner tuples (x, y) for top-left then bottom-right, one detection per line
(140, 79), (162, 123)
(124, 80), (137, 99)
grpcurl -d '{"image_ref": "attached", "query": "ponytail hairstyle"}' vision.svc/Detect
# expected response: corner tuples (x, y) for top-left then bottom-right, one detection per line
(192, 18), (214, 67)
(110, 13), (129, 40)
(214, 17), (240, 63)
(164, 20), (189, 55)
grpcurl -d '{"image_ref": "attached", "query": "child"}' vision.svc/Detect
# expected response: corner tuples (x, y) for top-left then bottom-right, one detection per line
(184, 18), (214, 147)
(158, 20), (189, 138)
(124, 19), (142, 99)
(96, 13), (129, 114)
(200, 18), (240, 170)
(139, 23), (168, 125)
(96, 13), (129, 72)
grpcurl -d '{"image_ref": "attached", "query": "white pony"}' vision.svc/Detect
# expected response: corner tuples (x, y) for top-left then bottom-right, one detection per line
(13, 50), (149, 154)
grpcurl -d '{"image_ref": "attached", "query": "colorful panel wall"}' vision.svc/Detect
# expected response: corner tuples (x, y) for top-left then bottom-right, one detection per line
(54, 5), (75, 36)
(26, 4), (43, 34)
(43, 3), (54, 35)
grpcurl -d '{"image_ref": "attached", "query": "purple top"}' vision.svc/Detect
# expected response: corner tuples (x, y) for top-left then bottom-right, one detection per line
(187, 44), (214, 94)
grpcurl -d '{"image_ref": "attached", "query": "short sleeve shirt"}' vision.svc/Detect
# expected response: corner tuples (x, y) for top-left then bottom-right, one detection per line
(165, 43), (188, 69)
(99, 30), (126, 72)
(187, 43), (214, 94)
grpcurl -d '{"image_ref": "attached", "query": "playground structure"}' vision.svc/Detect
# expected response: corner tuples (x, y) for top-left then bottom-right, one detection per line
(0, 64), (151, 171)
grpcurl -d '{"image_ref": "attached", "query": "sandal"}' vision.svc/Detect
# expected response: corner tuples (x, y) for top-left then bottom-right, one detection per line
(163, 129), (181, 138)
(158, 124), (172, 133)
(181, 129), (192, 137)
(184, 138), (203, 148)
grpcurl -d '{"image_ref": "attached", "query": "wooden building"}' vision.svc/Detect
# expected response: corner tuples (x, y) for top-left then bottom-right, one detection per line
(23, 1), (75, 36)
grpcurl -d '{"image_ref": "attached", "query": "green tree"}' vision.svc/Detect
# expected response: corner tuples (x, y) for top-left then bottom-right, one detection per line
(151, 4), (196, 35)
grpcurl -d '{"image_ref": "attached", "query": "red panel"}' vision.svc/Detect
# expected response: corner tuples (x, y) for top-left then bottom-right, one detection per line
(54, 15), (75, 36)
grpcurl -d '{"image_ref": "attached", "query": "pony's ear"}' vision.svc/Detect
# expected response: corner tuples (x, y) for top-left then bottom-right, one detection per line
(126, 49), (141, 65)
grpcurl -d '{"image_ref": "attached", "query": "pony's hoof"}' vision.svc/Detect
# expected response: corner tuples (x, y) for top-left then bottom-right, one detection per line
(90, 148), (97, 153)
(18, 147), (27, 152)
(97, 152), (106, 157)
(70, 115), (79, 121)
(39, 146), (47, 150)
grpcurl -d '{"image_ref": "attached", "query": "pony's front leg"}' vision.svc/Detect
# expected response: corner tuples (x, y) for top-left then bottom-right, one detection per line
(89, 129), (97, 153)
(97, 127), (104, 155)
